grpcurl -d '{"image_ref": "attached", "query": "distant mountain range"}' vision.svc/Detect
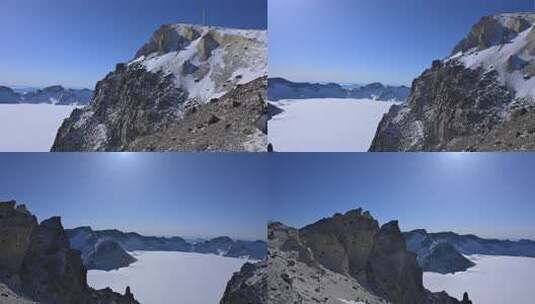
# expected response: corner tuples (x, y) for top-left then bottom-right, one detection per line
(0, 85), (92, 105)
(268, 77), (410, 102)
(66, 226), (267, 271)
(404, 229), (535, 274)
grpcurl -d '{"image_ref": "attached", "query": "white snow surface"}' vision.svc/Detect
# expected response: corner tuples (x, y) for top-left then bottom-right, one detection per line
(134, 24), (266, 103)
(268, 98), (396, 152)
(455, 24), (535, 98)
(0, 104), (77, 152)
(424, 255), (535, 304)
(87, 251), (248, 304)
(338, 300), (366, 304)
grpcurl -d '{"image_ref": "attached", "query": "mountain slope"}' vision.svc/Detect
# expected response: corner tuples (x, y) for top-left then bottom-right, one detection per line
(52, 24), (267, 152)
(370, 13), (535, 151)
(268, 77), (410, 102)
(0, 201), (138, 304)
(222, 209), (470, 304)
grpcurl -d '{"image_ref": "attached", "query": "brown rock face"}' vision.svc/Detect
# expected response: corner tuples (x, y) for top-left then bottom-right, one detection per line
(452, 15), (532, 55)
(0, 201), (37, 277)
(299, 209), (379, 282)
(264, 209), (468, 304)
(367, 221), (425, 304)
(299, 209), (425, 304)
(0, 201), (139, 304)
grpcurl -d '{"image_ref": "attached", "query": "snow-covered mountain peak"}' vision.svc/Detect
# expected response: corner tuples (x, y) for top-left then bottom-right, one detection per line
(131, 23), (267, 103)
(449, 13), (535, 98)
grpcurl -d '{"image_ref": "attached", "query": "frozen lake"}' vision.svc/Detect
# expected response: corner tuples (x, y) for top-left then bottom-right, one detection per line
(424, 255), (535, 304)
(268, 98), (395, 152)
(0, 104), (76, 152)
(87, 251), (248, 304)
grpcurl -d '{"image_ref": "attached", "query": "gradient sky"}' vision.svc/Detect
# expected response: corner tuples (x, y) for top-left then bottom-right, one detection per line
(269, 153), (535, 241)
(0, 153), (268, 240)
(269, 0), (534, 86)
(0, 0), (267, 89)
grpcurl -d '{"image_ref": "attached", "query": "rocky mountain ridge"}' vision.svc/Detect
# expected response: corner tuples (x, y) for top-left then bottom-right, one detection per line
(268, 77), (410, 102)
(51, 23), (267, 152)
(0, 85), (92, 105)
(67, 226), (266, 271)
(370, 13), (535, 151)
(221, 209), (471, 304)
(0, 201), (139, 304)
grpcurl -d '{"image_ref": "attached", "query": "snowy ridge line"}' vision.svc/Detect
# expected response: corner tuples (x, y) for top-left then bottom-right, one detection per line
(446, 14), (535, 99)
(128, 23), (267, 103)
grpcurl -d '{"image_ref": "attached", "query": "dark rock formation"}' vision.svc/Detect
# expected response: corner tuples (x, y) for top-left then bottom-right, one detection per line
(268, 77), (410, 102)
(51, 64), (187, 151)
(370, 60), (515, 151)
(0, 201), (139, 304)
(220, 262), (267, 304)
(419, 243), (475, 274)
(298, 209), (427, 304)
(84, 240), (137, 271)
(370, 13), (535, 151)
(51, 23), (267, 152)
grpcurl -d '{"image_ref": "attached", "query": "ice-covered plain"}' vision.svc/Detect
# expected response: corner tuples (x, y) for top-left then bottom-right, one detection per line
(424, 255), (535, 304)
(87, 251), (248, 304)
(0, 104), (77, 152)
(268, 98), (396, 152)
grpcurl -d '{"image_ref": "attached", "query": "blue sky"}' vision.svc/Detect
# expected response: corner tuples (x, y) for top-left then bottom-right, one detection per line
(0, 153), (268, 240)
(269, 0), (534, 86)
(0, 0), (266, 89)
(269, 153), (535, 241)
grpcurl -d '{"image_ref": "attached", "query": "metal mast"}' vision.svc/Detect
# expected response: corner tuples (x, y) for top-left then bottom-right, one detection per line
(200, 0), (207, 25)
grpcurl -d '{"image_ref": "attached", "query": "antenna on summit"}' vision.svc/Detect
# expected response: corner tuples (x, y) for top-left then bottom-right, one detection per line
(200, 0), (207, 26)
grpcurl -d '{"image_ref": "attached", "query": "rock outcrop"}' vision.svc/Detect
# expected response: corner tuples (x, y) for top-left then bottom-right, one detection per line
(370, 13), (535, 151)
(268, 77), (410, 102)
(418, 243), (475, 274)
(0, 201), (139, 304)
(84, 240), (137, 271)
(52, 24), (267, 152)
(220, 262), (267, 304)
(221, 209), (470, 304)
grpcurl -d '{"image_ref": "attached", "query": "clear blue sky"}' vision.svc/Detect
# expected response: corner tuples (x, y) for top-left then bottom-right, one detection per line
(0, 153), (268, 240)
(269, 0), (534, 86)
(0, 0), (267, 89)
(269, 153), (535, 241)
